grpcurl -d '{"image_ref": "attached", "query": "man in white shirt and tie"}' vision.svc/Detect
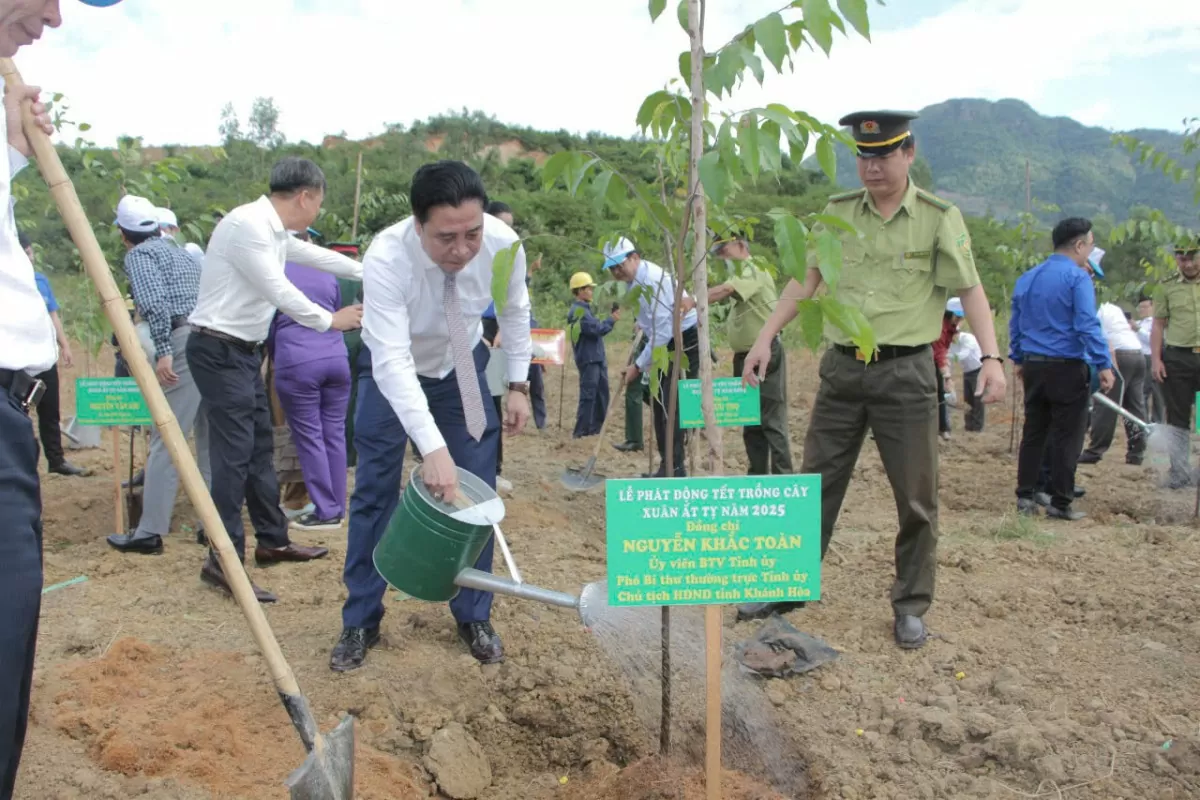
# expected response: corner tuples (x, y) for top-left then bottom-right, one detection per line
(604, 236), (699, 478)
(0, 4), (125, 797)
(187, 157), (363, 604)
(331, 160), (532, 671)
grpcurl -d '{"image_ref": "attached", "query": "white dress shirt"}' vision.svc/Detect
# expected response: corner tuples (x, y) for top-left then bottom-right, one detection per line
(629, 259), (698, 373)
(949, 331), (982, 372)
(1097, 302), (1141, 352)
(361, 214), (532, 456)
(1137, 316), (1153, 356)
(188, 196), (361, 341)
(0, 131), (56, 374)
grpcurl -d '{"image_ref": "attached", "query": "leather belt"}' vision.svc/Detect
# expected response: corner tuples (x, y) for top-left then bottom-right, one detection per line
(193, 326), (262, 353)
(833, 343), (929, 363)
(1023, 353), (1081, 363)
(0, 368), (46, 413)
(1165, 345), (1200, 355)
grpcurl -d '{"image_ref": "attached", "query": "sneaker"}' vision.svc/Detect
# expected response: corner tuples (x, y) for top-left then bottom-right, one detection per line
(496, 476), (513, 493)
(282, 502), (315, 521)
(289, 512), (344, 531)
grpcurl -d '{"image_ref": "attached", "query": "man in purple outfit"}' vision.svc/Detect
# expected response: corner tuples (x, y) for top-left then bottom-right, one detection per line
(268, 228), (359, 530)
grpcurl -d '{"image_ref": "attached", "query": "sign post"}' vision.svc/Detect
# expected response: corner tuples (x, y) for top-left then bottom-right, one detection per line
(76, 377), (153, 535)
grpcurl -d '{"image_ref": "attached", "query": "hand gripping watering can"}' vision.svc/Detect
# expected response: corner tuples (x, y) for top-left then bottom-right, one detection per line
(372, 466), (607, 626)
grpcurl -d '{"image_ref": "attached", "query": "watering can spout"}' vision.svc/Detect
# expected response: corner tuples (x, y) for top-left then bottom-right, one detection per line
(455, 568), (580, 610)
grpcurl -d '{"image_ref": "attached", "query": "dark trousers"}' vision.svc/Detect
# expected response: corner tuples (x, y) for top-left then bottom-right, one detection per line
(530, 363), (546, 430)
(0, 391), (43, 800)
(1162, 347), (1200, 483)
(802, 347), (939, 617)
(733, 337), (793, 475)
(1083, 350), (1147, 461)
(186, 332), (290, 559)
(32, 364), (65, 467)
(1144, 354), (1165, 424)
(573, 361), (610, 438)
(652, 326), (700, 476)
(1016, 359), (1090, 510)
(935, 367), (951, 434)
(962, 368), (985, 432)
(342, 342), (500, 630)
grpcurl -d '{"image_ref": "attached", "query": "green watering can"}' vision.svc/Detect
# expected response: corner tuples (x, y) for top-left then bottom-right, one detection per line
(372, 466), (606, 626)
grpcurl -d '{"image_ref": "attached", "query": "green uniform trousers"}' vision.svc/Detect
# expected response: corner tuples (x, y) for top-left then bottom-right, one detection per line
(802, 346), (939, 617)
(733, 336), (793, 475)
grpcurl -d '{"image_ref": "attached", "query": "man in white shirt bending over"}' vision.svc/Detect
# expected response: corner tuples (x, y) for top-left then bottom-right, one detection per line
(187, 157), (363, 604)
(331, 160), (532, 672)
(947, 298), (986, 432)
(1079, 293), (1148, 466)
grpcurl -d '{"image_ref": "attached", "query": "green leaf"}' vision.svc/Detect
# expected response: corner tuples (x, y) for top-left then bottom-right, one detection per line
(820, 296), (875, 357)
(541, 151), (572, 190)
(737, 43), (765, 85)
(650, 345), (671, 398)
(676, 0), (688, 30)
(759, 119), (783, 172)
(801, 0), (836, 55)
(637, 91), (671, 130)
(568, 156), (600, 195)
(490, 241), (521, 314)
(698, 150), (731, 206)
(815, 135), (837, 182)
(814, 228), (843, 286)
(753, 12), (788, 73)
(774, 214), (809, 281)
(797, 298), (824, 350)
(837, 0), (871, 40)
(78, 122), (91, 132)
(649, 0), (667, 21)
(813, 213), (858, 236)
(786, 21), (806, 50)
(590, 170), (615, 214)
(738, 114), (761, 179)
(678, 51), (691, 83)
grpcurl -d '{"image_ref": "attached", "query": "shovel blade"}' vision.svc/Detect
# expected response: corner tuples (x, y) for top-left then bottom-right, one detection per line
(286, 715), (355, 800)
(561, 458), (605, 492)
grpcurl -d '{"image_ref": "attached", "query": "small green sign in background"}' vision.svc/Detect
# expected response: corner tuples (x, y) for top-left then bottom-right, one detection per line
(678, 378), (761, 429)
(76, 377), (152, 426)
(606, 475), (821, 607)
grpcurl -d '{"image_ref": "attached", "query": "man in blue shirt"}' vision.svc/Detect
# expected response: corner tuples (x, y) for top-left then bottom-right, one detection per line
(1010, 217), (1115, 520)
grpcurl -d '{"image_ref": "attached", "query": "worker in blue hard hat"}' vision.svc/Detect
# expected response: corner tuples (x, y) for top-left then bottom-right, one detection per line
(0, 3), (128, 796)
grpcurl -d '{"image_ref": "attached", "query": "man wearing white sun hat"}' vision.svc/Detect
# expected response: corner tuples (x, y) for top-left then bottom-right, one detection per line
(0, 4), (130, 798)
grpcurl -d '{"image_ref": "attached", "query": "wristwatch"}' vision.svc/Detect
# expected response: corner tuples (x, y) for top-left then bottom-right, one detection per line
(508, 382), (530, 396)
(980, 355), (1005, 364)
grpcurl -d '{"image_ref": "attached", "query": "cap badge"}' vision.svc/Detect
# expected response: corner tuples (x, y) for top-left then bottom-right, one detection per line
(860, 120), (880, 134)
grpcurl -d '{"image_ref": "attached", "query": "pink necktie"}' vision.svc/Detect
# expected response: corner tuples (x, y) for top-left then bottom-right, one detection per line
(443, 273), (486, 441)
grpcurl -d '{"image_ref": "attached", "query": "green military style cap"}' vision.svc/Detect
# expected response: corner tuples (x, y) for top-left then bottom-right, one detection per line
(839, 110), (919, 158)
(1174, 238), (1199, 257)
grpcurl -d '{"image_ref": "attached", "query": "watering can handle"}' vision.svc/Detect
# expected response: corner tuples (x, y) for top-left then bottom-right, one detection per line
(447, 493), (523, 583)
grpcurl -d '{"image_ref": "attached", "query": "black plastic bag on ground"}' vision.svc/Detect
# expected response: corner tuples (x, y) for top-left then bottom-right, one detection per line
(733, 615), (840, 678)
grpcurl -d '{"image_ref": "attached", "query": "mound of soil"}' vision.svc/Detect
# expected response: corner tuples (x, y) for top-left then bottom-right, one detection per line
(562, 756), (791, 800)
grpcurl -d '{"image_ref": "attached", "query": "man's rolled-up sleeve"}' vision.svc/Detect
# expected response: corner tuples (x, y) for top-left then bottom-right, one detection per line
(361, 234), (445, 455)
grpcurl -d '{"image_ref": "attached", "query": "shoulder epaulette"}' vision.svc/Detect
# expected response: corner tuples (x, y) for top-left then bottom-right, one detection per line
(829, 188), (866, 203)
(916, 188), (952, 211)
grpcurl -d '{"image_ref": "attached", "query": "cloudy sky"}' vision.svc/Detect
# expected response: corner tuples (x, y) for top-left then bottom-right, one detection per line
(15, 0), (1200, 147)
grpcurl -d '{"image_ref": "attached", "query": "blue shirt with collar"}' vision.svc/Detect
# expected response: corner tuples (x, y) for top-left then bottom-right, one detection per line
(1009, 253), (1111, 369)
(34, 272), (58, 313)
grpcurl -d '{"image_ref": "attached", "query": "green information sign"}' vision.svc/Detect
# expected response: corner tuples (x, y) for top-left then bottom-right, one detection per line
(678, 378), (761, 429)
(75, 377), (152, 426)
(605, 475), (821, 607)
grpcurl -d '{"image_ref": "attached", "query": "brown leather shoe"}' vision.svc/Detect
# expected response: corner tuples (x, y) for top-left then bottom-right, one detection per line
(254, 543), (329, 566)
(200, 554), (277, 603)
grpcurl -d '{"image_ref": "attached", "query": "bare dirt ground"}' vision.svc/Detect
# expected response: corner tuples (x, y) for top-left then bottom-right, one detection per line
(16, 343), (1200, 799)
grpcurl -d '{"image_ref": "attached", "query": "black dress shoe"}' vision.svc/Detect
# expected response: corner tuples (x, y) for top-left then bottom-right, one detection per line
(1077, 452), (1101, 465)
(121, 468), (145, 488)
(106, 532), (163, 555)
(50, 460), (90, 477)
(330, 626), (381, 673)
(1126, 455), (1144, 466)
(894, 615), (927, 649)
(195, 523), (207, 546)
(458, 621), (504, 664)
(736, 602), (805, 621)
(613, 442), (643, 453)
(1017, 498), (1040, 516)
(1046, 505), (1086, 521)
(200, 553), (276, 603)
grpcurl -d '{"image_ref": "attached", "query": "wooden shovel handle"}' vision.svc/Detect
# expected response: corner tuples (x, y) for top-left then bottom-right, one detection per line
(0, 58), (321, 744)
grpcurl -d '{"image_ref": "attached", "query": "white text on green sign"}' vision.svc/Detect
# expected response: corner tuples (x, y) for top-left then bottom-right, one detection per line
(75, 377), (153, 426)
(678, 378), (761, 429)
(605, 475), (821, 607)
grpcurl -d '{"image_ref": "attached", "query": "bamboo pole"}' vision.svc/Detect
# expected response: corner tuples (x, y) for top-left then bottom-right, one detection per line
(350, 151), (364, 241)
(0, 57), (336, 761)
